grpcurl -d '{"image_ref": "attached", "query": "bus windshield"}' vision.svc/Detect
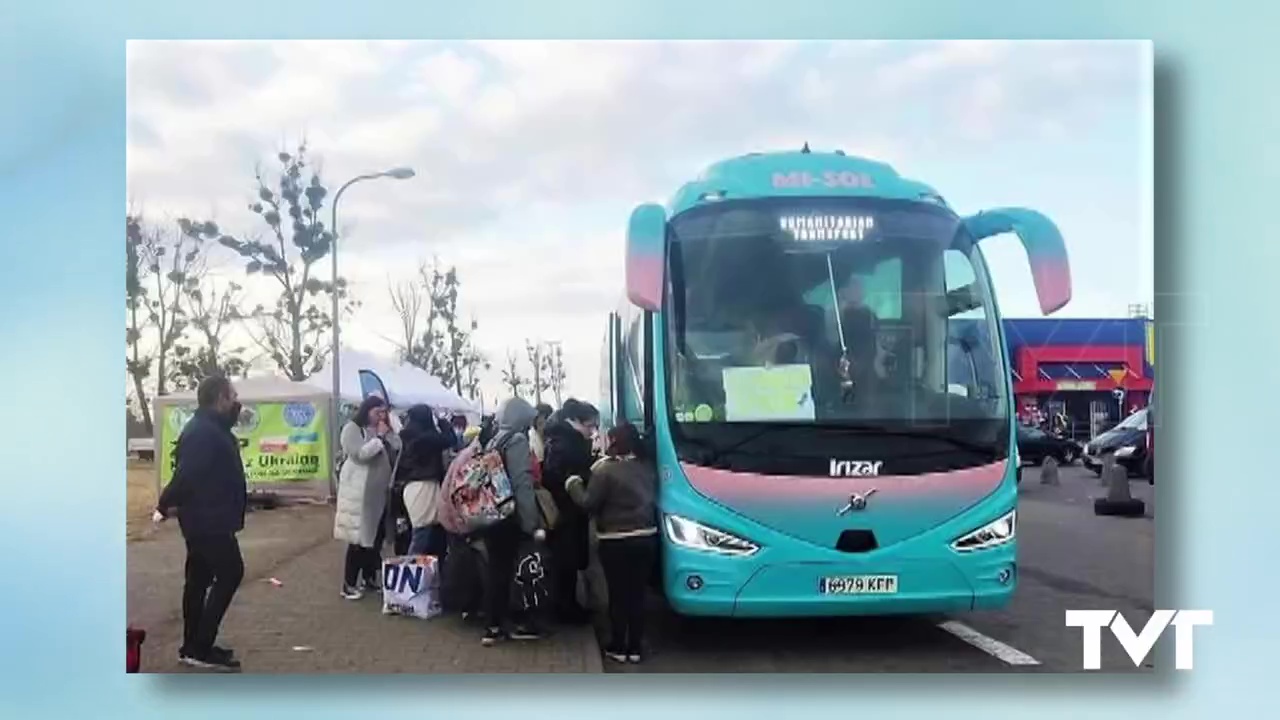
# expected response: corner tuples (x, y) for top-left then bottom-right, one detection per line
(665, 197), (1008, 436)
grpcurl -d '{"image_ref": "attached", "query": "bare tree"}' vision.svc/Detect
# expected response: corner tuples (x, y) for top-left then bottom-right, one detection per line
(525, 339), (554, 405)
(444, 311), (472, 398)
(394, 257), (486, 397)
(391, 260), (449, 375)
(140, 218), (204, 398)
(501, 349), (527, 396)
(169, 275), (250, 391)
(182, 143), (352, 381)
(460, 338), (489, 401)
(544, 341), (567, 406)
(125, 214), (155, 433)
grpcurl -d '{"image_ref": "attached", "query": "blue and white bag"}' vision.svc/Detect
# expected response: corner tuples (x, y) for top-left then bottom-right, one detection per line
(381, 555), (442, 620)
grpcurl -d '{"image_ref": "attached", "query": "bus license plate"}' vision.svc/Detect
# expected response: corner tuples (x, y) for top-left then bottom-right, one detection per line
(818, 575), (899, 595)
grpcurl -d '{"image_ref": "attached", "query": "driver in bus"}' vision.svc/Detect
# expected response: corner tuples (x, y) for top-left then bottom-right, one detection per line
(726, 233), (828, 368)
(837, 278), (884, 376)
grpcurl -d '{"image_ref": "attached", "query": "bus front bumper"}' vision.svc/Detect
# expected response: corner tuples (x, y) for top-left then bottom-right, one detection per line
(662, 541), (1016, 618)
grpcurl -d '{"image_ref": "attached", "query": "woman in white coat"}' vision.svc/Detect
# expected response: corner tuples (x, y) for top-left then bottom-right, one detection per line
(334, 395), (402, 599)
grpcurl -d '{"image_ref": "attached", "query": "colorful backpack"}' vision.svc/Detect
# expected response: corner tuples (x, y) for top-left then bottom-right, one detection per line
(439, 436), (516, 535)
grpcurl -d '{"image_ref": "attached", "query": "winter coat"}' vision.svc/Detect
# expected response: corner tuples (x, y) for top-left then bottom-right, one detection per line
(333, 420), (402, 547)
(156, 408), (247, 538)
(397, 405), (456, 529)
(485, 397), (542, 537)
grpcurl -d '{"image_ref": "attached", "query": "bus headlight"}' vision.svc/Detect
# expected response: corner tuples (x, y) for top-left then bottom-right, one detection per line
(1115, 445), (1137, 458)
(664, 514), (760, 557)
(950, 510), (1016, 553)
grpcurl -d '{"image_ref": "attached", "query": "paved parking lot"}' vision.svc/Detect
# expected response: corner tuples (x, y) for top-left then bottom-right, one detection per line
(596, 465), (1155, 673)
(128, 504), (600, 674)
(129, 465), (1152, 674)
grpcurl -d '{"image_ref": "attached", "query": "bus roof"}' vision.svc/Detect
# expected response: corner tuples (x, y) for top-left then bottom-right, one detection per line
(668, 148), (948, 216)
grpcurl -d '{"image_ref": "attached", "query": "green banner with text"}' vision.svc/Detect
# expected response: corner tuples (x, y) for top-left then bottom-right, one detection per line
(159, 400), (330, 486)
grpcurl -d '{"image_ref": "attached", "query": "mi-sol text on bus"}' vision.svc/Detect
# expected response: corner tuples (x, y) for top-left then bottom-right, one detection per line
(598, 146), (1072, 618)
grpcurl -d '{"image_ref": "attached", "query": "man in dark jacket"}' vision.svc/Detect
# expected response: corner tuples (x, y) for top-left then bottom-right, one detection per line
(154, 376), (248, 671)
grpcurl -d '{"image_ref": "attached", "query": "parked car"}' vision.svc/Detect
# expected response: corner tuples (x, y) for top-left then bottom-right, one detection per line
(1016, 423), (1082, 466)
(1082, 407), (1149, 477)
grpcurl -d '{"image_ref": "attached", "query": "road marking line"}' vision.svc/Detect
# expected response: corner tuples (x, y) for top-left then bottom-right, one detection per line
(936, 620), (1040, 666)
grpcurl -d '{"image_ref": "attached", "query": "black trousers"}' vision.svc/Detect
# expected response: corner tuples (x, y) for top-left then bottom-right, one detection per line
(549, 510), (589, 615)
(481, 519), (525, 629)
(343, 516), (387, 588)
(182, 533), (245, 655)
(598, 535), (657, 654)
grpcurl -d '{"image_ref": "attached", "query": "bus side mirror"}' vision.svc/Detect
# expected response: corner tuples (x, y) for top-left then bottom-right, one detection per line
(626, 203), (667, 312)
(963, 208), (1072, 315)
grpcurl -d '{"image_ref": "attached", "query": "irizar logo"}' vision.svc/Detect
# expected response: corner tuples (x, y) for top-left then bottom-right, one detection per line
(829, 459), (884, 478)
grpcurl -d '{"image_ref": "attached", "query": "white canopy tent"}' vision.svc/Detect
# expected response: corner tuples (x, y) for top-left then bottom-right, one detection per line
(158, 375), (330, 404)
(316, 347), (479, 415)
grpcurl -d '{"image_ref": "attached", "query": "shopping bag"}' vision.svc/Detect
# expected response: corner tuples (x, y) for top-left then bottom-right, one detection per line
(381, 555), (442, 620)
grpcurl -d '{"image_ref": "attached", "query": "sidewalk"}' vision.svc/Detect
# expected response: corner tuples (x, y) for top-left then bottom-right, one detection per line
(128, 505), (601, 673)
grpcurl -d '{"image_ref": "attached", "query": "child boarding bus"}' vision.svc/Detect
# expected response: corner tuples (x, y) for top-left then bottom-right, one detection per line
(598, 146), (1072, 617)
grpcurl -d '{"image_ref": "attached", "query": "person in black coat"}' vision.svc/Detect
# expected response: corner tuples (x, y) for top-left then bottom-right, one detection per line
(540, 398), (601, 624)
(396, 404), (457, 557)
(154, 376), (247, 672)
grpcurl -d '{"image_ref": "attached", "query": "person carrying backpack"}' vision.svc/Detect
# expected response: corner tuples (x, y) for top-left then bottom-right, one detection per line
(478, 397), (546, 646)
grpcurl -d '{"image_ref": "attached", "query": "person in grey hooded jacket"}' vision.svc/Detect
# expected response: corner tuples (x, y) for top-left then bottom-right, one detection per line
(479, 397), (546, 646)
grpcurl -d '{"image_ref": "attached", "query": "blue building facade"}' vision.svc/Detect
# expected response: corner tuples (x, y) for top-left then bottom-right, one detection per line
(1002, 318), (1155, 439)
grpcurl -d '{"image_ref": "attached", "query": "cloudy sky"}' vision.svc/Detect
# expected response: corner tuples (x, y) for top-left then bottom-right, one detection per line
(126, 40), (1151, 407)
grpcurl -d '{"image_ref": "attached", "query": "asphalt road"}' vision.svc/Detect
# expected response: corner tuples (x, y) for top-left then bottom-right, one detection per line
(596, 465), (1155, 673)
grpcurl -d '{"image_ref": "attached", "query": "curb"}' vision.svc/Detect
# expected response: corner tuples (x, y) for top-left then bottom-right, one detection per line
(579, 624), (603, 673)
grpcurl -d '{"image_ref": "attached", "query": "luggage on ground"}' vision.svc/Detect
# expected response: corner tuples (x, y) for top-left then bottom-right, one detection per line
(381, 555), (442, 620)
(439, 534), (486, 615)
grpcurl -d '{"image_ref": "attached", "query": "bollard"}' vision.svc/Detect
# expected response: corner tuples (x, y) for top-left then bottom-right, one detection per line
(1094, 462), (1145, 517)
(1039, 456), (1060, 486)
(1099, 454), (1115, 485)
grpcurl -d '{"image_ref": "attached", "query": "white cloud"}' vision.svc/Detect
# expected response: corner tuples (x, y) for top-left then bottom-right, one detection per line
(411, 49), (484, 104)
(127, 40), (1148, 403)
(874, 40), (1010, 92)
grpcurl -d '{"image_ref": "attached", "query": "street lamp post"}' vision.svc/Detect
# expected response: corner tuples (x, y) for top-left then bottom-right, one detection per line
(328, 166), (415, 498)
